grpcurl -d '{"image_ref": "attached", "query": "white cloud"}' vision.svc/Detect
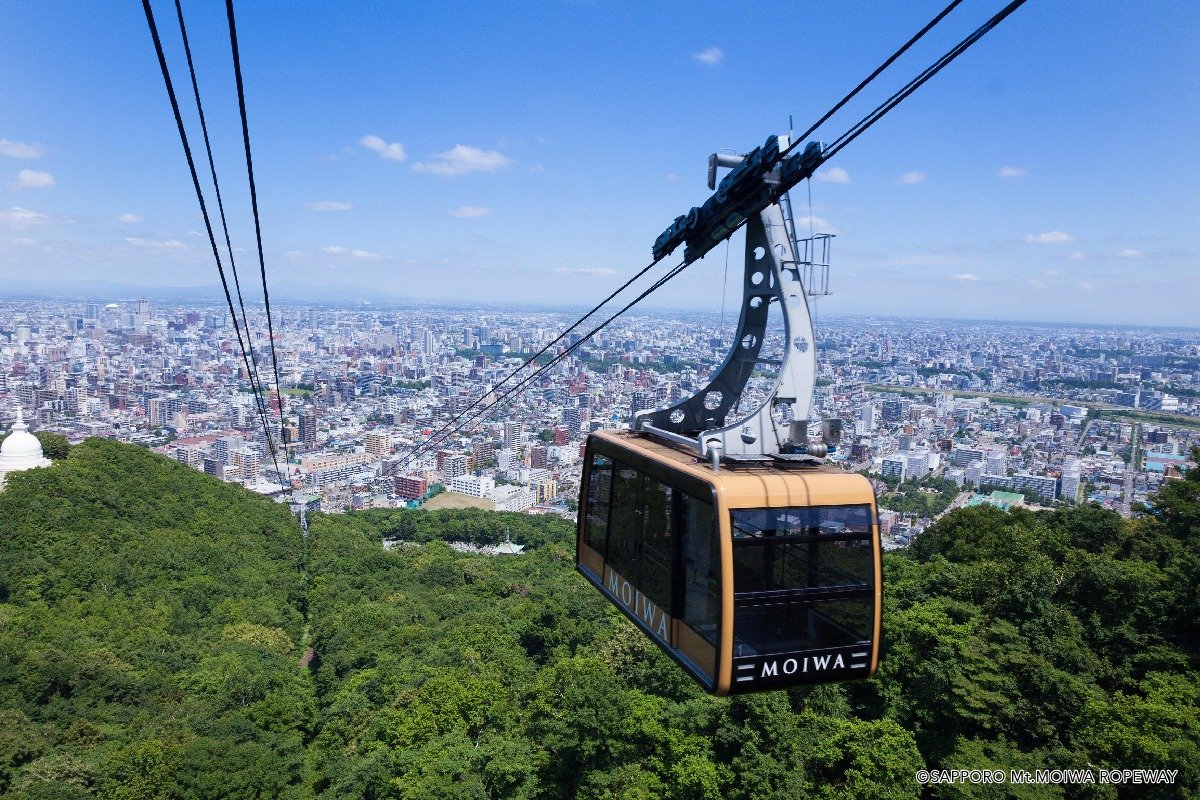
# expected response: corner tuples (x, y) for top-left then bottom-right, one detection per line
(412, 144), (513, 176)
(1077, 282), (1095, 291)
(896, 171), (925, 185)
(694, 47), (724, 66)
(997, 165), (1028, 178)
(322, 245), (382, 260)
(952, 273), (979, 281)
(1025, 278), (1047, 289)
(1023, 230), (1074, 244)
(0, 206), (50, 227)
(1117, 248), (1143, 259)
(664, 173), (682, 183)
(792, 215), (838, 235)
(816, 166), (850, 184)
(10, 237), (35, 245)
(117, 213), (143, 223)
(125, 237), (185, 249)
(308, 201), (353, 212)
(0, 139), (46, 158)
(10, 169), (54, 189)
(555, 267), (618, 277)
(1068, 252), (1086, 261)
(360, 134), (407, 162)
(450, 205), (492, 218)
(1045, 269), (1061, 276)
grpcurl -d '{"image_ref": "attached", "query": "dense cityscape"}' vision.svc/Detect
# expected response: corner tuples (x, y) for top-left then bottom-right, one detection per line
(2, 297), (1197, 547)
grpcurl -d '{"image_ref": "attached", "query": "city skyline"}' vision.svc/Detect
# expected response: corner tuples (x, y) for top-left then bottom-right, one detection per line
(2, 2), (1198, 325)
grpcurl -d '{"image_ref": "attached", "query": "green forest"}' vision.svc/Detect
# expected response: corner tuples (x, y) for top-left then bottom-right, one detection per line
(1, 439), (1197, 799)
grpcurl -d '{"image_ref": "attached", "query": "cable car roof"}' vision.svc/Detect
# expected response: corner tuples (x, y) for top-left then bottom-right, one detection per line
(591, 430), (874, 509)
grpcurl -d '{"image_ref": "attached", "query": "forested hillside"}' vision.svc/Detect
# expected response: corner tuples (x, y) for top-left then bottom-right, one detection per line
(1, 440), (1197, 799)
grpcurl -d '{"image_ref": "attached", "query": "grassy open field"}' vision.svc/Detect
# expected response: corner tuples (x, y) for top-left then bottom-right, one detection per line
(421, 491), (496, 511)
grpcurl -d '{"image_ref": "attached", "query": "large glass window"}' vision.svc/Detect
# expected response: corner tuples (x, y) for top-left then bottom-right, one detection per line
(731, 505), (876, 657)
(640, 477), (673, 612)
(680, 495), (719, 644)
(607, 463), (643, 581)
(583, 454), (612, 554)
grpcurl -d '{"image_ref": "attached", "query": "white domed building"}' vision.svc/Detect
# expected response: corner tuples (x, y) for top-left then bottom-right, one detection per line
(0, 406), (52, 490)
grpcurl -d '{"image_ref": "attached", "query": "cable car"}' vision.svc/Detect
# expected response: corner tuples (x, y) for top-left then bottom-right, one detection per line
(577, 140), (881, 693)
(577, 430), (881, 695)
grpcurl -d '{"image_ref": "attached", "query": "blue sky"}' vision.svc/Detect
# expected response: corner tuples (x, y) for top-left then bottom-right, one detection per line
(1, 1), (1197, 325)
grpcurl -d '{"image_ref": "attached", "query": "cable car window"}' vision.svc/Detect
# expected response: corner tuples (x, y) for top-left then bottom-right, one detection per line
(731, 505), (872, 540)
(640, 477), (673, 612)
(607, 462), (643, 581)
(731, 506), (874, 592)
(680, 494), (719, 645)
(583, 454), (612, 555)
(731, 505), (876, 657)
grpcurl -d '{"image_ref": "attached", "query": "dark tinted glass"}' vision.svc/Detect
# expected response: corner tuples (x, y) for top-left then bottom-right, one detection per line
(583, 454), (612, 553)
(639, 476), (673, 611)
(681, 494), (719, 644)
(607, 462), (643, 580)
(732, 505), (876, 656)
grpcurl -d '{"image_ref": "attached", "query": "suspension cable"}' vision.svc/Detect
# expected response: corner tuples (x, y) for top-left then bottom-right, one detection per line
(822, 0), (1029, 162)
(172, 0), (283, 488)
(141, 0), (284, 488)
(392, 254), (668, 465)
(400, 258), (692, 468)
(225, 0), (288, 468)
(786, 0), (965, 156)
(396, 0), (1030, 465)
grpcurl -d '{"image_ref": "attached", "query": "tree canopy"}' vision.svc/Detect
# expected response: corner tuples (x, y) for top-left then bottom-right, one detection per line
(0, 440), (1196, 798)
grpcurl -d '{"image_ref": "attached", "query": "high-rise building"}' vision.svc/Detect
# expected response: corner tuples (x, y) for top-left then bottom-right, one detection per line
(504, 420), (523, 451)
(1060, 460), (1082, 503)
(631, 390), (655, 417)
(394, 475), (428, 500)
(299, 409), (317, 450)
(365, 430), (391, 458)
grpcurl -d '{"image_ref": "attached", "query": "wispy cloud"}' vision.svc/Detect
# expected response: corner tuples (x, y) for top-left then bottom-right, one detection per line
(997, 165), (1028, 178)
(1077, 282), (1095, 291)
(693, 47), (724, 66)
(1025, 278), (1047, 289)
(952, 273), (979, 281)
(555, 267), (618, 277)
(125, 237), (185, 249)
(117, 213), (143, 223)
(308, 201), (352, 212)
(816, 166), (850, 184)
(9, 237), (35, 245)
(1068, 252), (1086, 261)
(792, 215), (838, 235)
(412, 144), (512, 176)
(322, 245), (383, 260)
(1024, 230), (1074, 244)
(0, 206), (50, 227)
(1117, 248), (1143, 259)
(360, 134), (406, 162)
(664, 173), (682, 183)
(896, 171), (925, 185)
(0, 139), (46, 159)
(9, 169), (54, 189)
(450, 205), (492, 218)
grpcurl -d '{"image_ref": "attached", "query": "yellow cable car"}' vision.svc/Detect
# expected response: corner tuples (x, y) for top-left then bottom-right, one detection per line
(577, 430), (881, 695)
